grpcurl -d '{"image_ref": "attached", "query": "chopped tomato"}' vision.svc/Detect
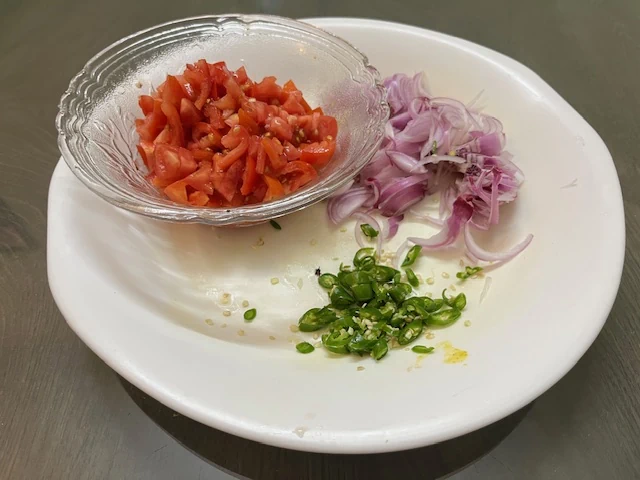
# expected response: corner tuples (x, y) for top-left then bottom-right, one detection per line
(179, 98), (202, 127)
(261, 137), (287, 170)
(139, 95), (155, 116)
(136, 99), (166, 142)
(160, 101), (184, 147)
(137, 141), (155, 171)
(164, 179), (189, 204)
(283, 142), (301, 161)
(317, 115), (338, 140)
(300, 139), (337, 166)
(238, 108), (260, 135)
(251, 76), (281, 101)
(213, 94), (236, 111)
(154, 144), (197, 182)
(281, 160), (318, 192)
(203, 103), (225, 129)
(162, 75), (188, 108)
(188, 190), (210, 206)
(136, 60), (338, 208)
(241, 156), (258, 195)
(235, 66), (248, 84)
(185, 161), (214, 194)
(263, 175), (285, 201)
(266, 116), (293, 142)
(213, 159), (245, 201)
(256, 142), (266, 175)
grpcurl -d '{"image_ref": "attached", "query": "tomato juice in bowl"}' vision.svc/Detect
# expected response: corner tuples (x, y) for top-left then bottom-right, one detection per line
(56, 14), (389, 226)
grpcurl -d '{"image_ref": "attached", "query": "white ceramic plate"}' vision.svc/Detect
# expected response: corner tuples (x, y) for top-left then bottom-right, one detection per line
(48, 18), (624, 453)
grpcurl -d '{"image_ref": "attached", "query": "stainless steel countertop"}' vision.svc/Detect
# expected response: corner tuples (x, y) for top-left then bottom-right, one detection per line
(1, 1), (639, 478)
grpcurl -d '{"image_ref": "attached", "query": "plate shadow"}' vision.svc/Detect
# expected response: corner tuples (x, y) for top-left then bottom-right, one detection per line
(120, 377), (531, 480)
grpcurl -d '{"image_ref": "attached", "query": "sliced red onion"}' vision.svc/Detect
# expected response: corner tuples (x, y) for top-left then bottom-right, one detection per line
(386, 214), (404, 239)
(327, 187), (373, 224)
(327, 71), (530, 267)
(378, 174), (430, 217)
(464, 225), (533, 263)
(388, 151), (422, 173)
(409, 208), (444, 227)
(408, 198), (474, 249)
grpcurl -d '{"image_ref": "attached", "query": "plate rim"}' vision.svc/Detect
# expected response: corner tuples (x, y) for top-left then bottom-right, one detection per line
(48, 16), (625, 453)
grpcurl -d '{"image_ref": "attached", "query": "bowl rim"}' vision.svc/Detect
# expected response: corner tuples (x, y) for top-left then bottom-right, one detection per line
(55, 14), (390, 225)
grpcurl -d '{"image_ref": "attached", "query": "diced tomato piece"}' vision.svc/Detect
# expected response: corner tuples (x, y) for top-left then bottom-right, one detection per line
(178, 148), (198, 178)
(161, 101), (185, 146)
(185, 161), (214, 194)
(148, 174), (173, 188)
(203, 103), (226, 129)
(224, 77), (243, 100)
(180, 98), (202, 127)
(154, 144), (197, 182)
(261, 137), (287, 170)
(192, 122), (215, 142)
(249, 180), (268, 203)
(248, 135), (260, 157)
(241, 156), (258, 195)
(282, 94), (306, 115)
(217, 137), (248, 171)
(164, 180), (189, 204)
(300, 139), (336, 166)
(153, 127), (173, 145)
(239, 98), (269, 124)
(283, 142), (301, 161)
(162, 75), (188, 108)
(209, 61), (231, 87)
(213, 159), (245, 202)
(238, 108), (260, 135)
(235, 66), (248, 84)
(263, 175), (285, 201)
(221, 125), (250, 149)
(251, 76), (281, 102)
(191, 149), (214, 162)
(207, 192), (225, 207)
(265, 115), (293, 142)
(318, 115), (338, 140)
(282, 79), (298, 93)
(137, 140), (156, 171)
(256, 142), (266, 174)
(136, 99), (166, 142)
(139, 95), (155, 116)
(175, 75), (196, 101)
(213, 94), (236, 111)
(188, 190), (210, 206)
(281, 160), (318, 192)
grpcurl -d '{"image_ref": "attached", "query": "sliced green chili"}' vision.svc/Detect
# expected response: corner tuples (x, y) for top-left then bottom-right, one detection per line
(329, 285), (355, 307)
(318, 273), (338, 289)
(456, 266), (483, 280)
(371, 338), (389, 360)
(426, 309), (461, 327)
(322, 331), (351, 354)
(398, 319), (423, 345)
(401, 245), (422, 267)
(269, 220), (282, 230)
(405, 268), (419, 288)
(412, 345), (434, 354)
(353, 247), (376, 270)
(296, 342), (314, 354)
(360, 224), (379, 239)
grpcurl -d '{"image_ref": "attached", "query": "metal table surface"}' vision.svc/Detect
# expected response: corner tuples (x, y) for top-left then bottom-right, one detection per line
(1, 1), (639, 478)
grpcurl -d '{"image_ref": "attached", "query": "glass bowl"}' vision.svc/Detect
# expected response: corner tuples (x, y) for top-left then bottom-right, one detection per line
(56, 14), (389, 226)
